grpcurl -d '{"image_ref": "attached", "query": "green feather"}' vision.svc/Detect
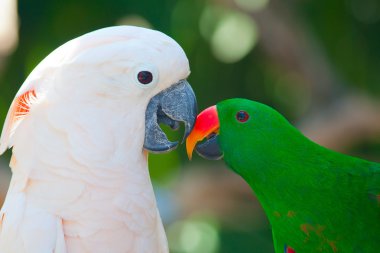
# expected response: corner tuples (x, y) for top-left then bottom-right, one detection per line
(217, 98), (380, 253)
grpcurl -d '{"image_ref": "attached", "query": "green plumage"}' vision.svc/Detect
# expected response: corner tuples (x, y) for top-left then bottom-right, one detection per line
(217, 99), (380, 253)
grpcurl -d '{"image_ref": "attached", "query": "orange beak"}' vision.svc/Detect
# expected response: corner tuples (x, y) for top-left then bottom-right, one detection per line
(186, 105), (220, 160)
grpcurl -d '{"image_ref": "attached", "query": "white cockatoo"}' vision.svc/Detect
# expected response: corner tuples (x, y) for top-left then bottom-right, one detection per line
(0, 26), (197, 253)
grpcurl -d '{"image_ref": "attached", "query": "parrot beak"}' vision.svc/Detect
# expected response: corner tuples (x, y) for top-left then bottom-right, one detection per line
(144, 80), (197, 153)
(186, 105), (223, 160)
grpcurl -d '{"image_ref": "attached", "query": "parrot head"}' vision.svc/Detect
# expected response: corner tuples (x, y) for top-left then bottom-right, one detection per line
(186, 98), (303, 177)
(0, 26), (197, 155)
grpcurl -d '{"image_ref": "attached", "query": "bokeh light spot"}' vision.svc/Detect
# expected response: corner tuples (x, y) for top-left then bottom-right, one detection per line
(234, 0), (269, 12)
(210, 12), (258, 63)
(0, 0), (18, 56)
(349, 0), (380, 24)
(168, 218), (220, 253)
(199, 5), (229, 42)
(116, 15), (153, 29)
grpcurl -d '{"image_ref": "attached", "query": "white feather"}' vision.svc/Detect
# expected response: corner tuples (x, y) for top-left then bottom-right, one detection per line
(0, 26), (189, 252)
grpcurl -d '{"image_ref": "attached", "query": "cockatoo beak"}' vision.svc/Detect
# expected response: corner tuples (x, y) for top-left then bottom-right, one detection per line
(144, 80), (197, 153)
(186, 105), (223, 160)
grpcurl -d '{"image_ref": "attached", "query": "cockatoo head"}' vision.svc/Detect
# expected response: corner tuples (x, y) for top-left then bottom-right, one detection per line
(0, 26), (197, 154)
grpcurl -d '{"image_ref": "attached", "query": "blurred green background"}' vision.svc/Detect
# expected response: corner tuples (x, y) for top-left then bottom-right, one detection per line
(0, 0), (380, 252)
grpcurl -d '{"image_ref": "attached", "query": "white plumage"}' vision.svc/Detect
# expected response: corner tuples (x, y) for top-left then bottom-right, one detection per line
(0, 26), (190, 253)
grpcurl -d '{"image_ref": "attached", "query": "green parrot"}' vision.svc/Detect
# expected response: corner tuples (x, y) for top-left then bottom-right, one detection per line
(186, 98), (380, 253)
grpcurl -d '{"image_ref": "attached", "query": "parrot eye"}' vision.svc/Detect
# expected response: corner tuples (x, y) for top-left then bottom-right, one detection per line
(134, 64), (158, 88)
(236, 111), (249, 123)
(137, 71), (153, 85)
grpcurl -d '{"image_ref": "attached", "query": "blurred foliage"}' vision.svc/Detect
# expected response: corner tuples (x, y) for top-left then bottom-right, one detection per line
(0, 0), (380, 252)
(299, 0), (380, 94)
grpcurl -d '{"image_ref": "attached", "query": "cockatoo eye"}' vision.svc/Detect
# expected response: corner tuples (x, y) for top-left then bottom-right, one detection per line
(137, 71), (153, 85)
(236, 110), (249, 123)
(134, 64), (158, 88)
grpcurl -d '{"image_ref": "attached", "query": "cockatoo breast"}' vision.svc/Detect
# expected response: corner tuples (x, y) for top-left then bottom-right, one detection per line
(8, 87), (166, 252)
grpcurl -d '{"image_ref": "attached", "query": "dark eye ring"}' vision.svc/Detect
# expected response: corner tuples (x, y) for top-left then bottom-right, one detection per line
(236, 110), (249, 123)
(137, 71), (153, 85)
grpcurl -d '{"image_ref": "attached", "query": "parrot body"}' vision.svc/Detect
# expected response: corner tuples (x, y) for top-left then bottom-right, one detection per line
(0, 26), (197, 253)
(187, 99), (380, 253)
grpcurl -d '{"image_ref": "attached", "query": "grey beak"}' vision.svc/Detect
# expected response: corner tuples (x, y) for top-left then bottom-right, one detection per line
(144, 80), (197, 153)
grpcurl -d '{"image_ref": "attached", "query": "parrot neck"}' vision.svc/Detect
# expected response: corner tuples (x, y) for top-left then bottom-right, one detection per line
(222, 123), (370, 221)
